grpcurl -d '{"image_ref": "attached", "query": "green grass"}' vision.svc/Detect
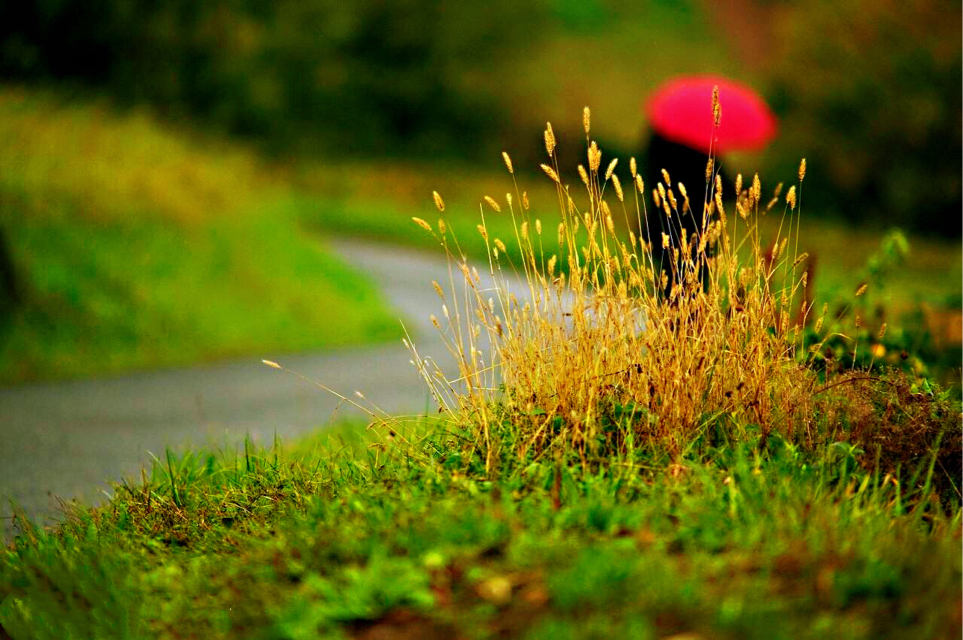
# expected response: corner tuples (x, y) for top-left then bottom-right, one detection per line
(1, 412), (959, 639)
(0, 88), (400, 383)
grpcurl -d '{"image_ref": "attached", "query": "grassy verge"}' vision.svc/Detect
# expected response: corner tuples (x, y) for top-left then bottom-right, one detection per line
(1, 414), (959, 640)
(0, 88), (399, 384)
(2, 118), (960, 639)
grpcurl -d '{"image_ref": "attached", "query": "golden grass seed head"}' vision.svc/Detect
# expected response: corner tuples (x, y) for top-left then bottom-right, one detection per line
(715, 173), (723, 197)
(548, 254), (557, 275)
(262, 359), (281, 369)
(558, 222), (566, 245)
(878, 322), (888, 340)
(583, 106), (591, 135)
(432, 190), (445, 212)
(432, 280), (445, 299)
(736, 201), (748, 219)
(799, 158), (807, 182)
(677, 182), (687, 201)
(667, 187), (678, 211)
(801, 270), (808, 288)
(792, 252), (809, 268)
(735, 173), (743, 195)
(484, 195), (502, 212)
(535, 219), (542, 235)
(412, 217), (433, 232)
(714, 191), (726, 218)
(544, 122), (556, 156)
(711, 85), (721, 126)
(522, 191), (530, 210)
(438, 218), (446, 234)
(502, 151), (513, 174)
(612, 174), (623, 201)
(605, 214), (615, 234)
(774, 182), (784, 198)
(629, 230), (636, 247)
(494, 238), (507, 253)
(752, 174), (761, 201)
(630, 157), (637, 177)
(776, 237), (788, 260)
(661, 168), (671, 186)
(605, 158), (618, 182)
(705, 158), (714, 182)
(477, 224), (488, 241)
(855, 283), (868, 297)
(578, 164), (589, 185)
(430, 314), (440, 329)
(541, 164), (561, 183)
(652, 188), (661, 208)
(588, 141), (601, 172)
(662, 232), (670, 249)
(520, 221), (528, 240)
(786, 185), (797, 210)
(766, 197), (778, 212)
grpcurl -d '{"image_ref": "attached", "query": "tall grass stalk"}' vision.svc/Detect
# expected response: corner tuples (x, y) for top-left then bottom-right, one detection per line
(411, 106), (829, 473)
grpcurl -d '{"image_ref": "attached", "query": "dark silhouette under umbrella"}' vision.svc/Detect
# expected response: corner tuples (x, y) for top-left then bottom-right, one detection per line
(639, 76), (777, 293)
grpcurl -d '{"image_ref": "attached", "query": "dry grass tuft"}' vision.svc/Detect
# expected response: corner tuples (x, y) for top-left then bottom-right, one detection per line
(407, 109), (955, 475)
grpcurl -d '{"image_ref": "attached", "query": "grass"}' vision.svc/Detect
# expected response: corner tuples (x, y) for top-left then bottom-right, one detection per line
(1, 111), (960, 639)
(0, 87), (400, 383)
(295, 157), (961, 312)
(1, 415), (959, 639)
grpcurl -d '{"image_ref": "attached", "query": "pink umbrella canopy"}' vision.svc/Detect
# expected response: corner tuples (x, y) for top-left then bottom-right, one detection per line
(646, 76), (777, 155)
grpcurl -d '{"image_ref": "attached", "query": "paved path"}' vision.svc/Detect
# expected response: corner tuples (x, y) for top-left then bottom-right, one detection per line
(0, 239), (524, 540)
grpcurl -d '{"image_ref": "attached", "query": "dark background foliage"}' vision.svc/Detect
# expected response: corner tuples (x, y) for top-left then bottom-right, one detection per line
(1, 0), (960, 234)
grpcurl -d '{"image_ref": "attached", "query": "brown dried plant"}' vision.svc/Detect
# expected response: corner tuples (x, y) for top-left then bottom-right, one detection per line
(410, 111), (824, 474)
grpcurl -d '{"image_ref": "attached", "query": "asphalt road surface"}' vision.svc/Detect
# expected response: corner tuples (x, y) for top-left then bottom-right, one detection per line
(0, 238), (526, 540)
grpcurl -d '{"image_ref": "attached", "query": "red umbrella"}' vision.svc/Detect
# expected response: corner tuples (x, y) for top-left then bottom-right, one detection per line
(646, 76), (777, 155)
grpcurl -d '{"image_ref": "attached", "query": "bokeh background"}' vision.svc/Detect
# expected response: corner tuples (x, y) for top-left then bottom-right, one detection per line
(0, 0), (960, 386)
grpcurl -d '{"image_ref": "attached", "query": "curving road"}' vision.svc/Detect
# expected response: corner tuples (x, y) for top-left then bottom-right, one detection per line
(0, 238), (527, 540)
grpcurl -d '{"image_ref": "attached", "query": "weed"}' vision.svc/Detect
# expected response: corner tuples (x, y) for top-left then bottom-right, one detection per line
(410, 106), (956, 482)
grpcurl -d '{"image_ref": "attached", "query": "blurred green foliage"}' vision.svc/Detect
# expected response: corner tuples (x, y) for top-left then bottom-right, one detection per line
(766, 0), (962, 235)
(0, 0), (544, 157)
(1, 0), (959, 238)
(0, 89), (399, 383)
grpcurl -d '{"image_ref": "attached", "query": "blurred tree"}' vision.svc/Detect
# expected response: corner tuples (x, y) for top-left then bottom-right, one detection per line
(0, 0), (546, 158)
(764, 0), (961, 236)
